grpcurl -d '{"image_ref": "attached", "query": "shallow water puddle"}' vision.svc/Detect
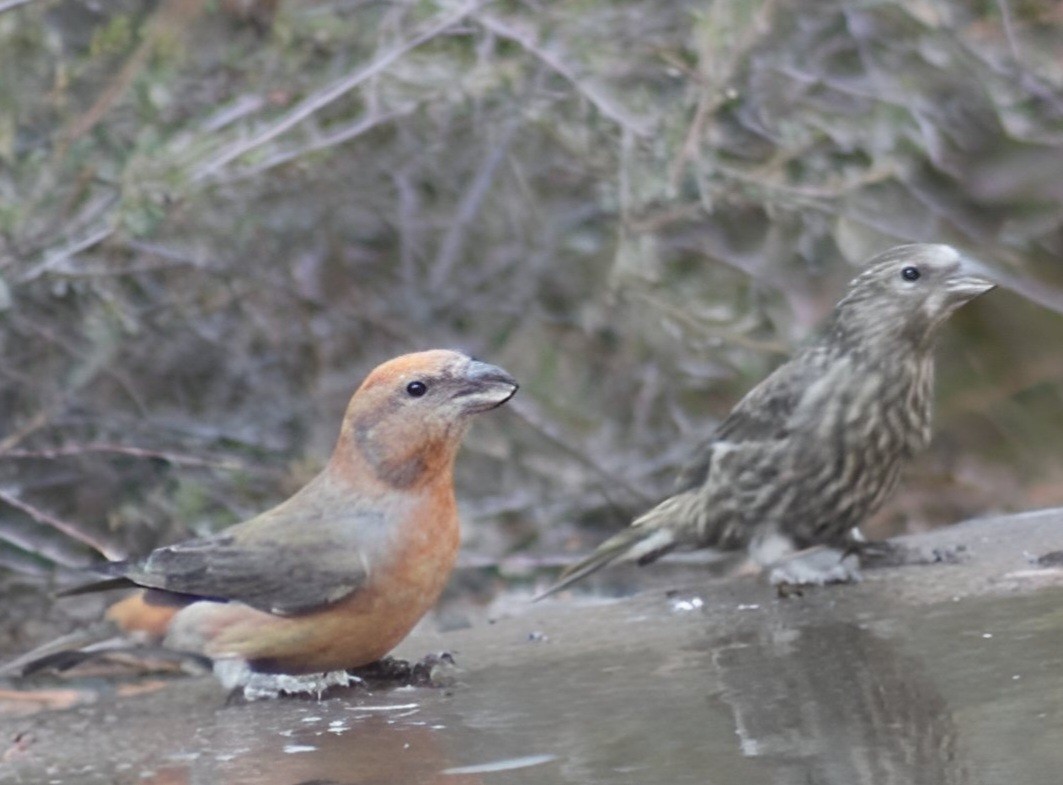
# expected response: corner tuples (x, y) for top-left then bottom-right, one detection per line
(3, 544), (1063, 785)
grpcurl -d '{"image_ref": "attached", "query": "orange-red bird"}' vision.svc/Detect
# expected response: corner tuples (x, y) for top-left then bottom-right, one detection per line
(9, 350), (517, 693)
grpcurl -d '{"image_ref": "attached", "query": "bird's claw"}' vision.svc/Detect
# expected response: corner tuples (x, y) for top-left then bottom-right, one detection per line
(347, 652), (457, 688)
(856, 541), (967, 569)
(768, 549), (862, 589)
(219, 666), (362, 702)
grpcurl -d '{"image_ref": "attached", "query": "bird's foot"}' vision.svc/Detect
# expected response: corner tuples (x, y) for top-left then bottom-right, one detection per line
(853, 540), (967, 569)
(348, 652), (458, 688)
(768, 547), (862, 592)
(215, 661), (362, 702)
(216, 652), (459, 702)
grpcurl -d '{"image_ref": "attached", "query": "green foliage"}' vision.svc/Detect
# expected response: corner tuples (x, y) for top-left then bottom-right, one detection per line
(89, 14), (133, 58)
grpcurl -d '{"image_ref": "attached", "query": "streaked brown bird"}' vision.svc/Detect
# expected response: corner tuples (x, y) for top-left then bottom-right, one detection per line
(4, 350), (517, 695)
(539, 244), (995, 597)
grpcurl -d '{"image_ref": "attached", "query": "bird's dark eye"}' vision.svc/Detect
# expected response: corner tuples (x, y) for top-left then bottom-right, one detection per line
(901, 266), (921, 282)
(406, 381), (428, 398)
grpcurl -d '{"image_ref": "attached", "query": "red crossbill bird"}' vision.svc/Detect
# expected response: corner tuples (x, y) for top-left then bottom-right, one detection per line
(539, 244), (995, 597)
(5, 350), (517, 694)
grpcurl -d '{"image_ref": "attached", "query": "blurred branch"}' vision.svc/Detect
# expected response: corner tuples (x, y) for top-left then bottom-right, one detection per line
(191, 0), (493, 182)
(31, 258), (201, 280)
(994, 0), (1021, 65)
(0, 527), (94, 570)
(475, 12), (654, 138)
(668, 90), (717, 197)
(222, 104), (418, 182)
(15, 219), (116, 285)
(0, 0), (37, 14)
(2, 179), (121, 278)
(200, 94), (268, 133)
(947, 354), (1063, 418)
(627, 290), (790, 356)
(121, 240), (209, 266)
(988, 269), (1063, 318)
(0, 488), (122, 560)
(60, 0), (209, 146)
(429, 114), (522, 290)
(0, 443), (256, 473)
(506, 398), (653, 507)
(0, 410), (54, 456)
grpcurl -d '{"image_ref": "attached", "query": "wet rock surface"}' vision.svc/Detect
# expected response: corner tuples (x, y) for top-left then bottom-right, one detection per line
(1, 508), (1062, 784)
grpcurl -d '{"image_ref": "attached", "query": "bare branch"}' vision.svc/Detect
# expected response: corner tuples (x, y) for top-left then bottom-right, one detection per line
(995, 0), (1021, 65)
(221, 105), (418, 183)
(506, 398), (653, 507)
(0, 0), (38, 15)
(0, 488), (123, 560)
(0, 443), (259, 473)
(191, 0), (493, 182)
(0, 409), (56, 456)
(60, 0), (208, 145)
(0, 527), (95, 570)
(475, 12), (654, 138)
(16, 220), (116, 285)
(429, 114), (522, 289)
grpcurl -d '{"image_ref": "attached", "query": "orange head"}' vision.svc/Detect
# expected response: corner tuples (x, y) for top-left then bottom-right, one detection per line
(334, 350), (518, 489)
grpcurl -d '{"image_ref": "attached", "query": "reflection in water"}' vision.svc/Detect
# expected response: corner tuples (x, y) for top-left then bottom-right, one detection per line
(441, 753), (557, 775)
(711, 619), (968, 785)
(16, 587), (1063, 785)
(140, 713), (484, 785)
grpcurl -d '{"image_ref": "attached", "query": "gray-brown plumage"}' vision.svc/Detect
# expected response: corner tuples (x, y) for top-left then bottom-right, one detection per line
(540, 244), (995, 596)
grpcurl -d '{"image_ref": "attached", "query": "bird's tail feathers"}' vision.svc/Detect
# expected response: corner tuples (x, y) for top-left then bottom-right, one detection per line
(53, 559), (139, 598)
(56, 576), (138, 597)
(533, 507), (681, 601)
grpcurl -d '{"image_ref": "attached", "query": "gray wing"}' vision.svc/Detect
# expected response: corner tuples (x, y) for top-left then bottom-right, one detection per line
(672, 348), (825, 494)
(113, 505), (386, 616)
